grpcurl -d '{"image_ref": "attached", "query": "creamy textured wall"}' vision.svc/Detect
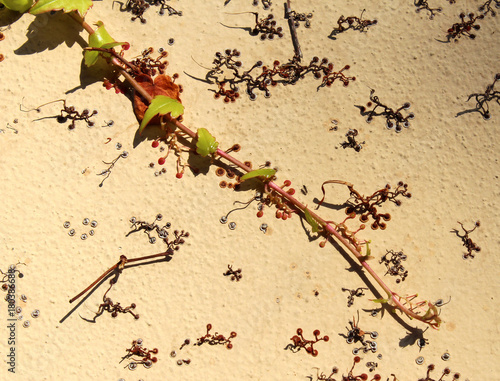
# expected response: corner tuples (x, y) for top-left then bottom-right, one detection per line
(0, 1), (499, 379)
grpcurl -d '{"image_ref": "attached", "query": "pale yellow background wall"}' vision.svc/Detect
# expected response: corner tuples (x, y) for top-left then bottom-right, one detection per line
(0, 0), (499, 379)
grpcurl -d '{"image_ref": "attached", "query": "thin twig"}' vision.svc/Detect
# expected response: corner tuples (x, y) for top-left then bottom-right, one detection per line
(285, 0), (302, 60)
(69, 251), (171, 303)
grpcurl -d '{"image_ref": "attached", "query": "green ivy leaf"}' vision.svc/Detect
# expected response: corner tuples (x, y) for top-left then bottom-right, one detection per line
(240, 168), (276, 182)
(139, 95), (184, 134)
(196, 128), (219, 157)
(84, 21), (127, 67)
(304, 208), (321, 233)
(1, 0), (34, 13)
(30, 0), (93, 16)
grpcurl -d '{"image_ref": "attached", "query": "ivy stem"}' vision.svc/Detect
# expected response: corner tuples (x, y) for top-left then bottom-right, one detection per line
(112, 58), (153, 102)
(69, 11), (94, 35)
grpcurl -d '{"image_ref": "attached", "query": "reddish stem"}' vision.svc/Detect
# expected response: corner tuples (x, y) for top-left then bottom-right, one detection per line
(70, 251), (172, 303)
(68, 12), (94, 35)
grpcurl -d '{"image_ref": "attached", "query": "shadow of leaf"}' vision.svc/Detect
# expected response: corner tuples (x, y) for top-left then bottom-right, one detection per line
(0, 7), (24, 27)
(14, 12), (85, 55)
(65, 57), (120, 93)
